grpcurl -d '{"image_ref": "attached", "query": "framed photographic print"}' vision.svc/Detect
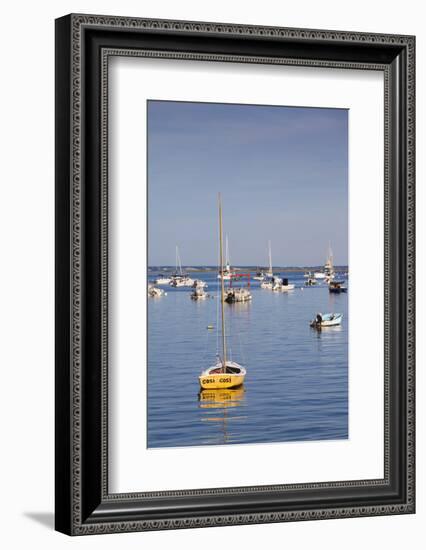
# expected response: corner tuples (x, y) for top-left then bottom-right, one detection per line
(55, 14), (415, 535)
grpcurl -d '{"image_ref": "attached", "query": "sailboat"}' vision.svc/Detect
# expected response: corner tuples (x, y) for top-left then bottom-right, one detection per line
(170, 246), (194, 287)
(217, 236), (233, 280)
(199, 194), (246, 390)
(324, 242), (335, 282)
(314, 242), (335, 281)
(261, 241), (282, 289)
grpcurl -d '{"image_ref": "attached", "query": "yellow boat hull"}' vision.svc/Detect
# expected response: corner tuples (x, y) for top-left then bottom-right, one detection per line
(199, 361), (246, 389)
(199, 372), (245, 390)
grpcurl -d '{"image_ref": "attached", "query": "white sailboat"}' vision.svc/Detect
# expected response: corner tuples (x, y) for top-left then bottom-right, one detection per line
(199, 194), (246, 390)
(217, 236), (233, 280)
(261, 241), (282, 289)
(170, 246), (194, 287)
(314, 242), (335, 281)
(324, 242), (335, 282)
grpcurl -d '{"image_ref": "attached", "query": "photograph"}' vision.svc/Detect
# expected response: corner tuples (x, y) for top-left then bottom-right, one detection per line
(147, 100), (349, 448)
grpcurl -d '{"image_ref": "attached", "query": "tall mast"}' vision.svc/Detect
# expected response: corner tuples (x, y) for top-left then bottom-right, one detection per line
(225, 235), (229, 268)
(268, 240), (272, 275)
(176, 245), (182, 275)
(218, 194), (227, 373)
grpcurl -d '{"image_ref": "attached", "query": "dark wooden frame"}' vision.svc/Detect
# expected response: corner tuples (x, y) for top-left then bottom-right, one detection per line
(55, 13), (415, 535)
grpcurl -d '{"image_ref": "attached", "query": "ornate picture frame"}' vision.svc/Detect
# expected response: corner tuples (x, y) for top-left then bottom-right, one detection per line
(55, 14), (415, 535)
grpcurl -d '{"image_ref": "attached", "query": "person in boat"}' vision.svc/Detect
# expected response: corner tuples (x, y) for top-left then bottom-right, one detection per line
(316, 313), (323, 324)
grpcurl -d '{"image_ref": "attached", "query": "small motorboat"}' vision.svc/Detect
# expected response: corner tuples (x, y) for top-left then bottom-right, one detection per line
(310, 312), (343, 328)
(261, 275), (282, 290)
(305, 277), (317, 286)
(272, 277), (295, 291)
(329, 280), (348, 293)
(191, 287), (208, 300)
(148, 285), (167, 297)
(225, 287), (252, 303)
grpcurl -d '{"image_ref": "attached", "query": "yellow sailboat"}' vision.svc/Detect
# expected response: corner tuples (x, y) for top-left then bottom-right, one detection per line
(199, 194), (246, 390)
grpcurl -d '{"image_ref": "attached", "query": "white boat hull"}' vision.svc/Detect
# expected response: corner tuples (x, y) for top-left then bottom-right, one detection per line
(154, 278), (171, 285)
(310, 313), (343, 327)
(273, 284), (295, 291)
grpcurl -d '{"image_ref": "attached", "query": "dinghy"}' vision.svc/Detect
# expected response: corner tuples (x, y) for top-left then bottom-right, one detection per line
(310, 312), (343, 328)
(199, 194), (246, 390)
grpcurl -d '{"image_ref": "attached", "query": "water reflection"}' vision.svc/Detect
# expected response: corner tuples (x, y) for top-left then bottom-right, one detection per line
(198, 387), (247, 445)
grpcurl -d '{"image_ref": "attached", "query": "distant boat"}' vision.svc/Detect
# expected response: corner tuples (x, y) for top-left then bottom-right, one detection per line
(328, 280), (347, 293)
(272, 277), (295, 291)
(260, 241), (282, 289)
(225, 287), (252, 303)
(217, 236), (234, 280)
(305, 277), (317, 286)
(225, 272), (252, 303)
(191, 287), (208, 300)
(315, 242), (335, 281)
(310, 312), (343, 328)
(148, 285), (167, 297)
(324, 242), (335, 282)
(170, 246), (194, 287)
(253, 268), (266, 281)
(170, 275), (194, 287)
(199, 194), (246, 390)
(153, 275), (171, 285)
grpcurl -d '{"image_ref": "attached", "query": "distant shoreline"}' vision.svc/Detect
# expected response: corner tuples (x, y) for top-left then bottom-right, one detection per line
(148, 266), (349, 273)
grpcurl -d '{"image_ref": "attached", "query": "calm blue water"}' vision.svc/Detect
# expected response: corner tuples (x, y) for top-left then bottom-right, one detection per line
(147, 271), (348, 448)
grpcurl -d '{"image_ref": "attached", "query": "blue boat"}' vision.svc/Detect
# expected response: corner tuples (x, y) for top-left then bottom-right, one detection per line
(329, 280), (348, 293)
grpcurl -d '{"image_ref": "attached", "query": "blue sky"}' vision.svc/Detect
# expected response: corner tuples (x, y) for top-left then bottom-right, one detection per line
(148, 100), (348, 266)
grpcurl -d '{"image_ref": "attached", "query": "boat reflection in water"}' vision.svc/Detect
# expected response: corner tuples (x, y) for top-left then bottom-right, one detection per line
(198, 387), (247, 445)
